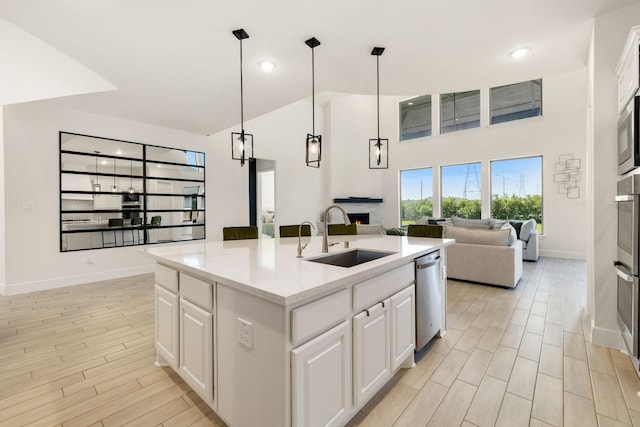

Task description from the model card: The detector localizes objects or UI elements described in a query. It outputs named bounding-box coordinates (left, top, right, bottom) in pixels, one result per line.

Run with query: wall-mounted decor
left=554, top=153, right=581, bottom=199
left=59, top=132, right=205, bottom=252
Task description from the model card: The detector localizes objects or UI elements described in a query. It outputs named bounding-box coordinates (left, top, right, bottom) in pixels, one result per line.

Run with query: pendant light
left=305, top=37, right=321, bottom=168
left=369, top=47, right=388, bottom=169
left=231, top=28, right=253, bottom=167
left=111, top=159, right=118, bottom=192
left=93, top=151, right=101, bottom=192
left=128, top=160, right=135, bottom=194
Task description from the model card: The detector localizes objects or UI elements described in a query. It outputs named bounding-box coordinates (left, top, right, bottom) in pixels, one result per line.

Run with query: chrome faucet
left=296, top=221, right=316, bottom=258
left=322, top=205, right=351, bottom=253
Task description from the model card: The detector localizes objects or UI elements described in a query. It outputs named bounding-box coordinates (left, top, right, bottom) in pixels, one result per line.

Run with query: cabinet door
left=390, top=286, right=415, bottom=371
left=94, top=194, right=120, bottom=209
left=618, top=49, right=638, bottom=113
left=291, top=320, right=351, bottom=427
left=155, top=285, right=179, bottom=368
left=180, top=298, right=213, bottom=402
left=353, top=301, right=390, bottom=407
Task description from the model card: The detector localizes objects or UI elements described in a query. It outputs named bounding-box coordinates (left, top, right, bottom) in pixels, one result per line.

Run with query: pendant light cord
left=376, top=54, right=380, bottom=141
left=240, top=38, right=244, bottom=134
left=312, top=46, right=315, bottom=136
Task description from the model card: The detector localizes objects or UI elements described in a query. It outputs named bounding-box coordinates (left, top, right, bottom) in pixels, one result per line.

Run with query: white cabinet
left=616, top=26, right=640, bottom=113
left=180, top=298, right=214, bottom=403
left=291, top=320, right=351, bottom=427
left=155, top=285, right=179, bottom=369
left=93, top=194, right=121, bottom=209
left=390, top=286, right=415, bottom=371
left=353, top=300, right=391, bottom=407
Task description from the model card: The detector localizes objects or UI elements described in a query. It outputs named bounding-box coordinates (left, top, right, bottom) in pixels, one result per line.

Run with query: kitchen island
left=145, top=234, right=453, bottom=427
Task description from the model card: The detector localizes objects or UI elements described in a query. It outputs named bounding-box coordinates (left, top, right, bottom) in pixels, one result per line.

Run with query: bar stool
left=407, top=224, right=443, bottom=238
left=279, top=224, right=312, bottom=237
left=102, top=218, right=123, bottom=247
left=222, top=226, right=258, bottom=241
left=128, top=217, right=143, bottom=245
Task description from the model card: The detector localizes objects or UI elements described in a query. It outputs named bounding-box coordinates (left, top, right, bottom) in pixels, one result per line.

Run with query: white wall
left=2, top=102, right=209, bottom=295
left=589, top=5, right=640, bottom=347
left=328, top=68, right=588, bottom=259
left=208, top=98, right=327, bottom=240
left=0, top=107, right=5, bottom=294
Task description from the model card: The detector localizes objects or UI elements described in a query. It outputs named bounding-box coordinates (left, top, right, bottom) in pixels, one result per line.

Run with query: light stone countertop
left=144, top=235, right=454, bottom=306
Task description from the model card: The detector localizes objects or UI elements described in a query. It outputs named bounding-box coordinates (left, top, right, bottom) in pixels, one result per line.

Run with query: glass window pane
left=60, top=133, right=143, bottom=159
left=440, top=90, right=480, bottom=134
left=490, top=79, right=542, bottom=124
left=491, top=156, right=543, bottom=231
left=146, top=146, right=203, bottom=166
left=400, top=168, right=433, bottom=225
left=441, top=162, right=482, bottom=218
left=399, top=95, right=432, bottom=141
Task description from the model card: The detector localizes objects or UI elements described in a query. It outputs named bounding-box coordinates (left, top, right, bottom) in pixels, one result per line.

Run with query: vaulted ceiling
left=1, top=0, right=638, bottom=135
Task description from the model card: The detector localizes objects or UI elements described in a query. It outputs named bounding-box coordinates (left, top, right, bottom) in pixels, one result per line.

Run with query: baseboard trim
left=591, top=319, right=622, bottom=349
left=1, top=265, right=155, bottom=296
left=539, top=249, right=586, bottom=260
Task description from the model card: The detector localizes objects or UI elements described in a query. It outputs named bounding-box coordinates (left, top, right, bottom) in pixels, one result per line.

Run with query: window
left=400, top=168, right=433, bottom=225
left=490, top=79, right=542, bottom=124
left=440, top=90, right=480, bottom=133
left=399, top=95, right=432, bottom=141
left=441, top=162, right=482, bottom=218
left=491, top=156, right=542, bottom=231
left=60, top=132, right=206, bottom=251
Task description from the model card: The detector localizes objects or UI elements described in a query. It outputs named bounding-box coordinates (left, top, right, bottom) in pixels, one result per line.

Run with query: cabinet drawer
left=353, top=263, right=414, bottom=312
left=180, top=272, right=213, bottom=311
left=291, top=289, right=350, bottom=346
left=156, top=264, right=179, bottom=293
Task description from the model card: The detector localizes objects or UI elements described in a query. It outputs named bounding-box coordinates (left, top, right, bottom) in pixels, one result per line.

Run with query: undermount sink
left=306, top=249, right=395, bottom=268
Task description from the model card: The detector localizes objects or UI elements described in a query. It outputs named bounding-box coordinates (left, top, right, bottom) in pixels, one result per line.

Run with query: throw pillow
left=264, top=213, right=274, bottom=223
left=490, top=219, right=508, bottom=229
left=385, top=227, right=406, bottom=236
left=445, top=225, right=511, bottom=246
left=501, top=222, right=518, bottom=246
left=414, top=216, right=430, bottom=225
left=520, top=219, right=537, bottom=241
left=451, top=216, right=492, bottom=229
left=509, top=221, right=523, bottom=239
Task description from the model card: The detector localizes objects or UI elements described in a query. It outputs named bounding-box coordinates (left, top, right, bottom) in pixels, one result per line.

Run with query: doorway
left=250, top=159, right=276, bottom=238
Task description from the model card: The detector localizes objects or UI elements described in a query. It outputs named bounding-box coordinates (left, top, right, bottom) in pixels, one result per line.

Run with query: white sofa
left=445, top=223, right=523, bottom=288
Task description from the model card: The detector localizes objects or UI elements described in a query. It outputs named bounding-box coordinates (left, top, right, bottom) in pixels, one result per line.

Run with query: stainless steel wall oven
left=615, top=174, right=640, bottom=361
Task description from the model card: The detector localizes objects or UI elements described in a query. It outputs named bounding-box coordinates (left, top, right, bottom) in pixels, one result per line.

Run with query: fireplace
left=347, top=213, right=370, bottom=225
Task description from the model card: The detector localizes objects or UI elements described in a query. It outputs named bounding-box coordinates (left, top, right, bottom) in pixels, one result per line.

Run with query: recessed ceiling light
left=509, top=47, right=531, bottom=59
left=259, top=61, right=276, bottom=72
left=408, top=102, right=414, bottom=106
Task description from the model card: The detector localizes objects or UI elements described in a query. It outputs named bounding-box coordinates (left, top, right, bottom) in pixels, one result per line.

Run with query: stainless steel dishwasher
left=415, top=250, right=442, bottom=352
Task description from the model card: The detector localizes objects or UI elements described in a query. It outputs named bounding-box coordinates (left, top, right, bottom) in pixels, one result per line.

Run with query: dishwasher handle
left=416, top=256, right=441, bottom=269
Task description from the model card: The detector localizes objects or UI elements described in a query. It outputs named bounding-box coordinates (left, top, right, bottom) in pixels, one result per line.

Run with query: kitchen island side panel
left=217, top=284, right=287, bottom=427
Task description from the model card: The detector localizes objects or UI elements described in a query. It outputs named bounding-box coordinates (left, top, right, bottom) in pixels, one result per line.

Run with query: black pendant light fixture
left=305, top=37, right=321, bottom=168
left=93, top=151, right=101, bottom=192
left=231, top=28, right=253, bottom=167
left=369, top=47, right=388, bottom=169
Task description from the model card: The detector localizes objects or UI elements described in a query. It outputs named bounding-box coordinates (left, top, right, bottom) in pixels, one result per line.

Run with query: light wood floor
left=0, top=257, right=638, bottom=426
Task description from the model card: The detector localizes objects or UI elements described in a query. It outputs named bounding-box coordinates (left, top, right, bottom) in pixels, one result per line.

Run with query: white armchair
left=510, top=219, right=539, bottom=261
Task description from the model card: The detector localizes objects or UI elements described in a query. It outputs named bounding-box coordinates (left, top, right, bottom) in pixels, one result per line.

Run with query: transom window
left=440, top=90, right=480, bottom=134
left=399, top=95, right=432, bottom=141
left=490, top=79, right=542, bottom=124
